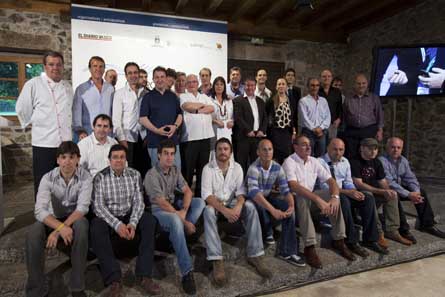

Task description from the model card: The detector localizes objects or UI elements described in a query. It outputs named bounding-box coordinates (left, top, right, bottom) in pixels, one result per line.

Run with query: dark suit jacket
left=233, top=95, right=268, bottom=139
left=287, top=86, right=301, bottom=128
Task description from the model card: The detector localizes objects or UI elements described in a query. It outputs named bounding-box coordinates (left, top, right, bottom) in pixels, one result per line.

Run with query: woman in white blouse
left=210, top=76, right=234, bottom=145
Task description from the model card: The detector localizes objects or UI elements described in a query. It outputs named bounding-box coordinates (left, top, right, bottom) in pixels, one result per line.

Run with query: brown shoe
left=212, top=260, right=226, bottom=286
left=247, top=256, right=272, bottom=279
left=304, top=245, right=322, bottom=269
left=385, top=231, right=412, bottom=246
left=377, top=233, right=389, bottom=249
left=108, top=281, right=123, bottom=297
left=332, top=239, right=356, bottom=261
left=140, top=277, right=161, bottom=295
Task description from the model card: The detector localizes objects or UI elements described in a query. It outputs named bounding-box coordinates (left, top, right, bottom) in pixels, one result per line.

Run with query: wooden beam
left=0, top=0, right=69, bottom=14
left=175, top=0, right=188, bottom=13
left=141, top=0, right=152, bottom=11
left=255, top=0, right=293, bottom=24
left=230, top=0, right=256, bottom=22
left=205, top=0, right=224, bottom=15
left=228, top=20, right=347, bottom=43
left=300, top=0, right=357, bottom=27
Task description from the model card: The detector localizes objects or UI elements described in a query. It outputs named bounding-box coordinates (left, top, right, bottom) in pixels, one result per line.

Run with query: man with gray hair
left=379, top=137, right=445, bottom=239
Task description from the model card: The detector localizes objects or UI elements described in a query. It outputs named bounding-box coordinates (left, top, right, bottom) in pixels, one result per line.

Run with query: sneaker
left=181, top=271, right=197, bottom=295
left=247, top=256, right=272, bottom=279
left=278, top=254, right=306, bottom=267
left=265, top=235, right=275, bottom=245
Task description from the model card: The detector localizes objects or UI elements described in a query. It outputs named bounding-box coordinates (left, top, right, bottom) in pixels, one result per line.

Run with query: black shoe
left=348, top=243, right=369, bottom=258
left=362, top=242, right=389, bottom=255
left=400, top=231, right=417, bottom=244
left=72, top=291, right=87, bottom=297
left=182, top=271, right=197, bottom=295
left=421, top=225, right=445, bottom=239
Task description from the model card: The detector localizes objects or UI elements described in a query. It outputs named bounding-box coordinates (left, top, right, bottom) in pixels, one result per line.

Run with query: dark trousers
left=340, top=193, right=379, bottom=244
left=269, top=127, right=292, bottom=164
left=90, top=212, right=156, bottom=286
left=301, top=128, right=328, bottom=158
left=235, top=137, right=260, bottom=174
left=128, top=136, right=151, bottom=177
left=183, top=138, right=211, bottom=197
left=399, top=188, right=435, bottom=233
left=342, top=124, right=378, bottom=160
left=32, top=146, right=58, bottom=198
left=26, top=218, right=89, bottom=297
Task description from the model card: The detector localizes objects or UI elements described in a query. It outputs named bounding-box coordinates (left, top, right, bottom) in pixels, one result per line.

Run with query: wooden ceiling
left=7, top=0, right=422, bottom=43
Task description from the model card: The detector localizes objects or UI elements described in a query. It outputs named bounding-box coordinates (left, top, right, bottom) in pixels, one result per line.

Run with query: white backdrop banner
left=71, top=4, right=227, bottom=90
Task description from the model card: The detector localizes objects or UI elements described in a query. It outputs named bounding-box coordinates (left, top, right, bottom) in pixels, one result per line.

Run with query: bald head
left=327, top=138, right=345, bottom=162
left=354, top=73, right=368, bottom=96
left=320, top=69, right=333, bottom=87
left=257, top=139, right=273, bottom=163
left=386, top=137, right=404, bottom=160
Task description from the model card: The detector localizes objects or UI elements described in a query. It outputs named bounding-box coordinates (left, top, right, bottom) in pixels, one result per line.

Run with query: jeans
left=152, top=197, right=205, bottom=276
left=301, top=128, right=328, bottom=157
left=203, top=200, right=264, bottom=260
left=26, top=218, right=89, bottom=297
left=148, top=145, right=181, bottom=170
left=253, top=195, right=298, bottom=257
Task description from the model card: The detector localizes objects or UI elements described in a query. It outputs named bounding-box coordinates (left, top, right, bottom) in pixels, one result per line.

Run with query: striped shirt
left=246, top=158, right=290, bottom=199
left=93, top=166, right=144, bottom=231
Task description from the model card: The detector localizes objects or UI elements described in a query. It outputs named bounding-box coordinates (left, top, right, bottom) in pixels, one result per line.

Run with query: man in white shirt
left=298, top=77, right=331, bottom=157
left=254, top=69, right=272, bottom=102
left=201, top=138, right=271, bottom=286
left=180, top=74, right=215, bottom=197
left=16, top=51, right=74, bottom=197
left=283, top=135, right=353, bottom=269
left=77, top=114, right=117, bottom=177
left=112, top=62, right=144, bottom=168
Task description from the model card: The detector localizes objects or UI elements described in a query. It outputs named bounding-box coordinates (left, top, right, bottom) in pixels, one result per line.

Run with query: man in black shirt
left=350, top=138, right=413, bottom=247
left=319, top=69, right=343, bottom=139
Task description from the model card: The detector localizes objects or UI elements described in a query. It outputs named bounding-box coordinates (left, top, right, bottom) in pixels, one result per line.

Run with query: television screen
left=371, top=45, right=445, bottom=97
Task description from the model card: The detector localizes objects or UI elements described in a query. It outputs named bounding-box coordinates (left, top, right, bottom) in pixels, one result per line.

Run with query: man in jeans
left=247, top=139, right=305, bottom=267
left=91, top=144, right=160, bottom=297
left=201, top=138, right=271, bottom=286
left=26, top=141, right=91, bottom=297
left=144, top=139, right=205, bottom=295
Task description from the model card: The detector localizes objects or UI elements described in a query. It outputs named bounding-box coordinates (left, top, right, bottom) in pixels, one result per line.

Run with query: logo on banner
left=78, top=33, right=112, bottom=41
left=216, top=43, right=222, bottom=50
left=155, top=36, right=160, bottom=44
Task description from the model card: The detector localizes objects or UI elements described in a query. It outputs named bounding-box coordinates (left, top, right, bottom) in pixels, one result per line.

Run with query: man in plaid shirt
left=90, top=144, right=160, bottom=297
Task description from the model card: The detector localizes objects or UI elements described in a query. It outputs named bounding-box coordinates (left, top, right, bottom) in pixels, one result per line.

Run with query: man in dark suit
left=284, top=68, right=302, bottom=127
left=233, top=77, right=268, bottom=173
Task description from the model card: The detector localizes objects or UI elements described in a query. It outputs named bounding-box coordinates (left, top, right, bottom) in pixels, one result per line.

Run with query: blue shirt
left=246, top=158, right=290, bottom=199
left=73, top=79, right=114, bottom=135
left=318, top=153, right=355, bottom=190
left=139, top=88, right=182, bottom=147
left=378, top=154, right=420, bottom=197
left=298, top=94, right=331, bottom=130
left=226, top=83, right=244, bottom=100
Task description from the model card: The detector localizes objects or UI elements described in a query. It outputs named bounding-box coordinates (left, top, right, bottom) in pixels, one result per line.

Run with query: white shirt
left=245, top=93, right=260, bottom=131
left=211, top=97, right=233, bottom=140
left=77, top=133, right=118, bottom=177
left=180, top=92, right=215, bottom=142
left=260, top=161, right=272, bottom=181
left=282, top=152, right=331, bottom=192
left=112, top=83, right=144, bottom=142
left=298, top=94, right=331, bottom=130
left=201, top=160, right=246, bottom=206
left=16, top=73, right=73, bottom=147
left=255, top=86, right=272, bottom=102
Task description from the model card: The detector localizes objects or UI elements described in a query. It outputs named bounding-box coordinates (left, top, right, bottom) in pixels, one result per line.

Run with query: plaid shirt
left=93, top=166, right=144, bottom=231
left=246, top=158, right=290, bottom=199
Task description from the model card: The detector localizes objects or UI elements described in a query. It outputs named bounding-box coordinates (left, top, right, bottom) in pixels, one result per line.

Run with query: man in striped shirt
left=90, top=144, right=160, bottom=296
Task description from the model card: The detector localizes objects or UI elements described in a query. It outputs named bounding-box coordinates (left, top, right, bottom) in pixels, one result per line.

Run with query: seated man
left=77, top=114, right=117, bottom=177
left=26, top=141, right=92, bottom=297
left=202, top=138, right=271, bottom=286
left=283, top=135, right=354, bottom=269
left=90, top=144, right=160, bottom=297
left=319, top=138, right=387, bottom=256
left=247, top=139, right=305, bottom=267
left=350, top=138, right=413, bottom=246
left=144, top=139, right=205, bottom=295
left=379, top=137, right=445, bottom=238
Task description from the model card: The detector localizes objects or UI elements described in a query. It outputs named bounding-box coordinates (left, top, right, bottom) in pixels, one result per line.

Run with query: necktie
left=328, top=161, right=336, bottom=180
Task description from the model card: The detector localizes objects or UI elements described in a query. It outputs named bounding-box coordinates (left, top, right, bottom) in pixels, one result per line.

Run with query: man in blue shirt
left=139, top=66, right=183, bottom=169
left=319, top=139, right=387, bottom=256
left=379, top=137, right=445, bottom=238
left=73, top=56, right=114, bottom=138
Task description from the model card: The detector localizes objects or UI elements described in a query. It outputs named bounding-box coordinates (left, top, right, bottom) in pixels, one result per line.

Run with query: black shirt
left=350, top=156, right=385, bottom=188
left=319, top=86, right=342, bottom=123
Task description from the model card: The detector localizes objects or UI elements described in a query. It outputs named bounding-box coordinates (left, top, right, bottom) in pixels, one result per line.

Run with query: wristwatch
left=331, top=194, right=340, bottom=199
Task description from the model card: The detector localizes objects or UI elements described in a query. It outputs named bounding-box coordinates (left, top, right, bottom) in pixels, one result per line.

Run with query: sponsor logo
left=216, top=43, right=222, bottom=49
left=155, top=35, right=160, bottom=44
left=78, top=33, right=112, bottom=41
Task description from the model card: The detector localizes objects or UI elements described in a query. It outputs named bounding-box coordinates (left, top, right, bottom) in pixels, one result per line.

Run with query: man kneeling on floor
left=26, top=141, right=92, bottom=297
left=247, top=139, right=306, bottom=268
left=144, top=139, right=205, bottom=295
left=90, top=144, right=160, bottom=297
left=201, top=138, right=272, bottom=286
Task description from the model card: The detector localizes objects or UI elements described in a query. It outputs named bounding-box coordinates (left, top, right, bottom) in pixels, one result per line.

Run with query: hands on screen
left=389, top=70, right=408, bottom=85
left=418, top=67, right=445, bottom=88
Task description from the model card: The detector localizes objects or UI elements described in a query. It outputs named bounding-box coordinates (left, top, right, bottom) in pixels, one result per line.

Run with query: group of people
left=16, top=51, right=445, bottom=297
